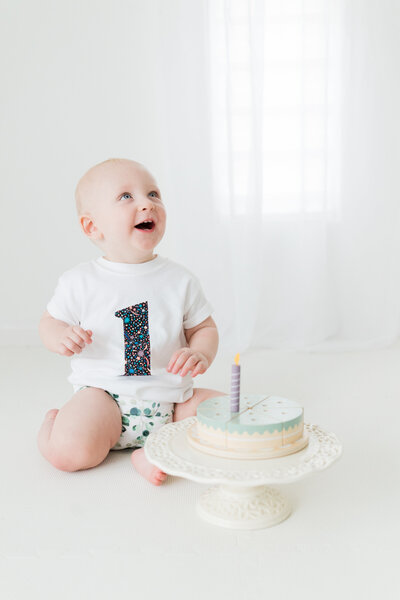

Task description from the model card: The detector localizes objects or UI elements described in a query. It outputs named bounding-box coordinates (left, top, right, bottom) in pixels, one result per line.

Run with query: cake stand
left=144, top=417, right=342, bottom=530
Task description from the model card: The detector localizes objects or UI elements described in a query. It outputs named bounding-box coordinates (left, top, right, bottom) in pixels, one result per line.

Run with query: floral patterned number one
left=115, top=302, right=151, bottom=376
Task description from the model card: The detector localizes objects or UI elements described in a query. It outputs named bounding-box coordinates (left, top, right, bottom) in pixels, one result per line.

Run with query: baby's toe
left=152, top=468, right=167, bottom=485
left=46, top=409, right=59, bottom=421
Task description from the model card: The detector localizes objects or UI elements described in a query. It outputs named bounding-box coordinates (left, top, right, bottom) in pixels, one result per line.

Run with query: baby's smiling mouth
left=134, top=219, right=155, bottom=231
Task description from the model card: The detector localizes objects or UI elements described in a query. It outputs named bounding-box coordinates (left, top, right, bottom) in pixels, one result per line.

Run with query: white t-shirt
left=46, top=254, right=213, bottom=403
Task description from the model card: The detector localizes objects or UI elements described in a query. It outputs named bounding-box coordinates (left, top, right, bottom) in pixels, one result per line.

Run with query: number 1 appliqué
left=115, top=302, right=151, bottom=376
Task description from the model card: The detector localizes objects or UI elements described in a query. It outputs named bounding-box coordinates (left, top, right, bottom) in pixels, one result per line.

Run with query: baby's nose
left=138, top=197, right=154, bottom=209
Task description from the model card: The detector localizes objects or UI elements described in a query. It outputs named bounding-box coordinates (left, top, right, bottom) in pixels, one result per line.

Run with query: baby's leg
left=173, top=387, right=225, bottom=422
left=37, top=387, right=122, bottom=472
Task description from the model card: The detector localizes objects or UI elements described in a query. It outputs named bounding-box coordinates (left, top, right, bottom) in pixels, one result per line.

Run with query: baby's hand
left=58, top=325, right=93, bottom=357
left=167, top=348, right=209, bottom=378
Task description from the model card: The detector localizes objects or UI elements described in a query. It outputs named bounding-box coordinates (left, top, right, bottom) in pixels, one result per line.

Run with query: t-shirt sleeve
left=183, top=274, right=213, bottom=329
left=46, top=272, right=81, bottom=326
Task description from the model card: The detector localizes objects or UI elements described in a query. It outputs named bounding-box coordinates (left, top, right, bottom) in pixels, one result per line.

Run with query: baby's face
left=80, top=160, right=166, bottom=263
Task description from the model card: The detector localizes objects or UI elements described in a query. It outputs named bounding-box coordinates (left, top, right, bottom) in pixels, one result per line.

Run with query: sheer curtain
left=156, top=0, right=400, bottom=353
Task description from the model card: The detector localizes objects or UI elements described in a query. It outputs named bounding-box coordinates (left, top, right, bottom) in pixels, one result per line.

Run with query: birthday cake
left=186, top=395, right=309, bottom=459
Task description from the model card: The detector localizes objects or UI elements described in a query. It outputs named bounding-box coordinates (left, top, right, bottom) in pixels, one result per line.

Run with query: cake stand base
left=144, top=419, right=342, bottom=530
left=197, top=484, right=291, bottom=530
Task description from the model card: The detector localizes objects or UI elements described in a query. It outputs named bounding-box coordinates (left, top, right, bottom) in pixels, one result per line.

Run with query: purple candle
left=230, top=353, right=240, bottom=413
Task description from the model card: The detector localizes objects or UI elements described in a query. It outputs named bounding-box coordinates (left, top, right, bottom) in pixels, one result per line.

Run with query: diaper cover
left=74, top=385, right=175, bottom=450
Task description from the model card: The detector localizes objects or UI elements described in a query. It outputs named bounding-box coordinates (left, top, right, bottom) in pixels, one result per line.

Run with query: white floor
left=1, top=343, right=399, bottom=599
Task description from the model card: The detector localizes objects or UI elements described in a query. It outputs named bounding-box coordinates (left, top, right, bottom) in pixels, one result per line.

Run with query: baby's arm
left=167, top=316, right=219, bottom=377
left=39, top=310, right=92, bottom=356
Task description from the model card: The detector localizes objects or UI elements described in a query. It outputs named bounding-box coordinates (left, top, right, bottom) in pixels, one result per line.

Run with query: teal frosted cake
left=187, top=395, right=309, bottom=459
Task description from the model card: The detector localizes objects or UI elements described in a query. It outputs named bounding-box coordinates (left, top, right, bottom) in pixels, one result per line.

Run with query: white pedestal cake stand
left=144, top=417, right=342, bottom=530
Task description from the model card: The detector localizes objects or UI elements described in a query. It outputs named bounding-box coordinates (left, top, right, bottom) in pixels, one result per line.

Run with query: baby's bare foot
left=46, top=408, right=59, bottom=421
left=131, top=447, right=167, bottom=486
left=37, top=409, right=60, bottom=458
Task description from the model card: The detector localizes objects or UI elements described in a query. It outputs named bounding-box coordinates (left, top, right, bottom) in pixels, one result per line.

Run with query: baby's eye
left=149, top=191, right=159, bottom=198
left=120, top=193, right=132, bottom=201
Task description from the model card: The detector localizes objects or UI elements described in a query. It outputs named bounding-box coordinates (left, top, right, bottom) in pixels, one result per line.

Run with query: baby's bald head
left=75, top=157, right=166, bottom=261
left=75, top=158, right=151, bottom=216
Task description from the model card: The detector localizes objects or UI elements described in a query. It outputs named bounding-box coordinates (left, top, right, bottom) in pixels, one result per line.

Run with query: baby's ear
left=80, top=215, right=102, bottom=239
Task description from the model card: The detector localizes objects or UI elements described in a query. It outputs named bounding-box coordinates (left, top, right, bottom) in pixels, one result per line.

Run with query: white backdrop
left=1, top=0, right=400, bottom=353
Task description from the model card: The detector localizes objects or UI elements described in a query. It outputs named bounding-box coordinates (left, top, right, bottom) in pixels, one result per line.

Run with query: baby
left=38, top=158, right=224, bottom=485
